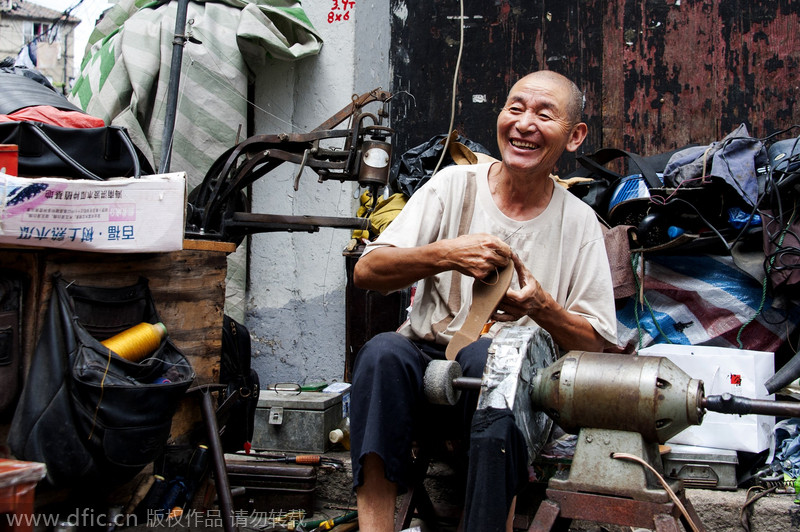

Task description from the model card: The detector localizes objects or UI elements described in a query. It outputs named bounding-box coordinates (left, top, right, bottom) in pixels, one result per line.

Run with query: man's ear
left=565, top=122, right=588, bottom=153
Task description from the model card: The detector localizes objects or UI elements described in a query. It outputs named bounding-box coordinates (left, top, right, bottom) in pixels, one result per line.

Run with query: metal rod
left=452, top=376, right=481, bottom=390
left=159, top=0, right=190, bottom=174
left=703, top=393, right=800, bottom=417
left=199, top=388, right=237, bottom=532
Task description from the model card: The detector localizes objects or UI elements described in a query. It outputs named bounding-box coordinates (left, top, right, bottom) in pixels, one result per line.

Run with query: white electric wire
left=431, top=0, right=465, bottom=177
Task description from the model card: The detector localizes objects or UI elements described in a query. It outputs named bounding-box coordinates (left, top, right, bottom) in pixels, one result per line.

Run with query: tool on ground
left=298, top=510, right=358, bottom=532
left=232, top=451, right=345, bottom=469
left=185, top=89, right=394, bottom=244
left=188, top=383, right=238, bottom=532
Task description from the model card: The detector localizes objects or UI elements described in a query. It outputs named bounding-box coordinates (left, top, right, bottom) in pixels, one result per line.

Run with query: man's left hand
left=492, top=252, right=547, bottom=322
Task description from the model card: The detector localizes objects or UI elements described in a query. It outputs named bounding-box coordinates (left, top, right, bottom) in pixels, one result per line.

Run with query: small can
left=0, top=144, right=18, bottom=176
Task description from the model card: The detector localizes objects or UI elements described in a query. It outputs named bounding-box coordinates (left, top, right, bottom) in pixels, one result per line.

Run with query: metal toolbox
left=225, top=458, right=316, bottom=516
left=252, top=391, right=344, bottom=453
left=662, top=444, right=739, bottom=490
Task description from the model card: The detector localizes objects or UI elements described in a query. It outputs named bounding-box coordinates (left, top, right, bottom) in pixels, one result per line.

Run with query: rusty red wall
left=390, top=0, right=799, bottom=174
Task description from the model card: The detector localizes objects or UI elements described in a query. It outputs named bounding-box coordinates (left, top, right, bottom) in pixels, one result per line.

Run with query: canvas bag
left=9, top=274, right=194, bottom=487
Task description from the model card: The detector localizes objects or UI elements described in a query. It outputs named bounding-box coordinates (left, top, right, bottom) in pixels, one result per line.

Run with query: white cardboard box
left=0, top=172, right=186, bottom=253
left=639, top=344, right=774, bottom=453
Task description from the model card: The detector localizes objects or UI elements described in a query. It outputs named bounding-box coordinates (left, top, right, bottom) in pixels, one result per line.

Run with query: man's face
left=496, top=74, right=583, bottom=176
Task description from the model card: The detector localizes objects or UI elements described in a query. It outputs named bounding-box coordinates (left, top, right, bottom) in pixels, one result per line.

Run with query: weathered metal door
left=390, top=0, right=799, bottom=174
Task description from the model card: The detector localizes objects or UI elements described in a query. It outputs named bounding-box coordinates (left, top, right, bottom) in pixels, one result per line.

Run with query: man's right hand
left=442, top=233, right=512, bottom=281
left=354, top=233, right=512, bottom=293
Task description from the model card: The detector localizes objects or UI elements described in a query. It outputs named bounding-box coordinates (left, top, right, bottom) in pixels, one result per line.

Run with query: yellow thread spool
left=101, top=322, right=166, bottom=362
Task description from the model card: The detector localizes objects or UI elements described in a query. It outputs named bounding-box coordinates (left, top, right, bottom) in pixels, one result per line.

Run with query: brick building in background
left=0, top=0, right=79, bottom=93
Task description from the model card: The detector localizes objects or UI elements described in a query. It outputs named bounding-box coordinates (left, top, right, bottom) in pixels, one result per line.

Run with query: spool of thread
left=137, top=474, right=168, bottom=517
left=101, top=322, right=167, bottom=362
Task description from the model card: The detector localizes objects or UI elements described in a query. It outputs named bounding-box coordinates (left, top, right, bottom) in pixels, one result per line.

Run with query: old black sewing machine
left=182, top=89, right=393, bottom=532
left=185, top=88, right=394, bottom=243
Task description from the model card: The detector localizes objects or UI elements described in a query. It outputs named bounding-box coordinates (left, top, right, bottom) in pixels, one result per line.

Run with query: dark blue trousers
left=349, top=331, right=528, bottom=531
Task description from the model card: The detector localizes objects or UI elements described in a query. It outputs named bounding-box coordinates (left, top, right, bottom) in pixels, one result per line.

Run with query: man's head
left=496, top=71, right=588, bottom=177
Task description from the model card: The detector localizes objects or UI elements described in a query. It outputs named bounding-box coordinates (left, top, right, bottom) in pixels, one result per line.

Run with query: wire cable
left=611, top=452, right=701, bottom=532
left=431, top=0, right=465, bottom=177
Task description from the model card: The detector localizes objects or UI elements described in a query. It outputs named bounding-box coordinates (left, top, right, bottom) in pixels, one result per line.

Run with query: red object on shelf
left=0, top=459, right=46, bottom=532
left=0, top=145, right=17, bottom=176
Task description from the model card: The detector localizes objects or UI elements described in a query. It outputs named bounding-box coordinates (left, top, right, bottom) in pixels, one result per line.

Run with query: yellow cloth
left=351, top=191, right=408, bottom=241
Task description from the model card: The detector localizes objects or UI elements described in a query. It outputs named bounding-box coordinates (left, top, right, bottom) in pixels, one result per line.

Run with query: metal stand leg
left=198, top=386, right=238, bottom=532
left=526, top=489, right=706, bottom=532
left=527, top=500, right=571, bottom=532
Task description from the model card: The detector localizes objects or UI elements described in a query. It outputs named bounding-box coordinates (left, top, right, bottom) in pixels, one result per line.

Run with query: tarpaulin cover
left=69, top=0, right=323, bottom=187
left=616, top=254, right=800, bottom=353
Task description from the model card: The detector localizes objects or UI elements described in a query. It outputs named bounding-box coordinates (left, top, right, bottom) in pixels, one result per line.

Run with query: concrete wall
left=247, top=1, right=391, bottom=388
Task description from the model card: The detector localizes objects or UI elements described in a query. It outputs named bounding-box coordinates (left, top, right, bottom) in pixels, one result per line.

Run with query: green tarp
left=69, top=0, right=322, bottom=186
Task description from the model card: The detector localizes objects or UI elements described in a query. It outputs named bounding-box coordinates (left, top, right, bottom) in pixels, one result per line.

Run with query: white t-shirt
left=363, top=162, right=617, bottom=347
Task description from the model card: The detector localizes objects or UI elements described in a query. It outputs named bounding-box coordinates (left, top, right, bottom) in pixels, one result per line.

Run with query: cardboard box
left=252, top=391, right=345, bottom=453
left=0, top=172, right=185, bottom=252
left=639, top=344, right=774, bottom=453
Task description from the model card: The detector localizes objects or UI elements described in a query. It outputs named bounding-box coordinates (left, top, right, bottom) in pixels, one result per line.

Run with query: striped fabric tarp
left=616, top=253, right=800, bottom=354
left=69, top=0, right=323, bottom=188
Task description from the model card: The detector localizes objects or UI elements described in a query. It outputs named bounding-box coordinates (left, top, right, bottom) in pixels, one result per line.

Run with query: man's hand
left=354, top=233, right=512, bottom=293
left=492, top=252, right=605, bottom=352
left=492, top=252, right=546, bottom=321
left=443, top=233, right=512, bottom=281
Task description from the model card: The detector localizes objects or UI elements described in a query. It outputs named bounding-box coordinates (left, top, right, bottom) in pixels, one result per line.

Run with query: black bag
left=8, top=274, right=194, bottom=488
left=0, top=121, right=153, bottom=180
left=565, top=147, right=673, bottom=217
left=218, top=315, right=260, bottom=453
left=0, top=271, right=24, bottom=420
left=389, top=133, right=494, bottom=197
left=0, top=70, right=154, bottom=180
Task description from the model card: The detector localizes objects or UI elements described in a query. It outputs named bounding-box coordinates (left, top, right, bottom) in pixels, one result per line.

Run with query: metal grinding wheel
left=421, top=325, right=559, bottom=464
left=424, top=359, right=464, bottom=406
left=479, top=325, right=558, bottom=463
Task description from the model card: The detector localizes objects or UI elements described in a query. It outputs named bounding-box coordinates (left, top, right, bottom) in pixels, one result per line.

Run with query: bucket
left=0, top=145, right=18, bottom=176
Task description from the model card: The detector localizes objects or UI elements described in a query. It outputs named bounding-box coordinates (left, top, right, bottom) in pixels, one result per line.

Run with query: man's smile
left=510, top=139, right=540, bottom=150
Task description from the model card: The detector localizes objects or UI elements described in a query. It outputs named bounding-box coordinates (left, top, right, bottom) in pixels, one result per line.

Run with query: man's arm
left=493, top=253, right=606, bottom=352
left=354, top=233, right=513, bottom=293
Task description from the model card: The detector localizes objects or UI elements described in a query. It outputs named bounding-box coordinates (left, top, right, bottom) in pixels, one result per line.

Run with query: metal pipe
left=452, top=376, right=481, bottom=390
left=199, top=388, right=237, bottom=532
left=703, top=393, right=800, bottom=417
left=159, top=0, right=190, bottom=174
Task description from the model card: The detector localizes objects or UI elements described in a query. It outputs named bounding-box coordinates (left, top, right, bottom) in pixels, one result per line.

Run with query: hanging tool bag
left=8, top=274, right=194, bottom=488
left=0, top=69, right=153, bottom=180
